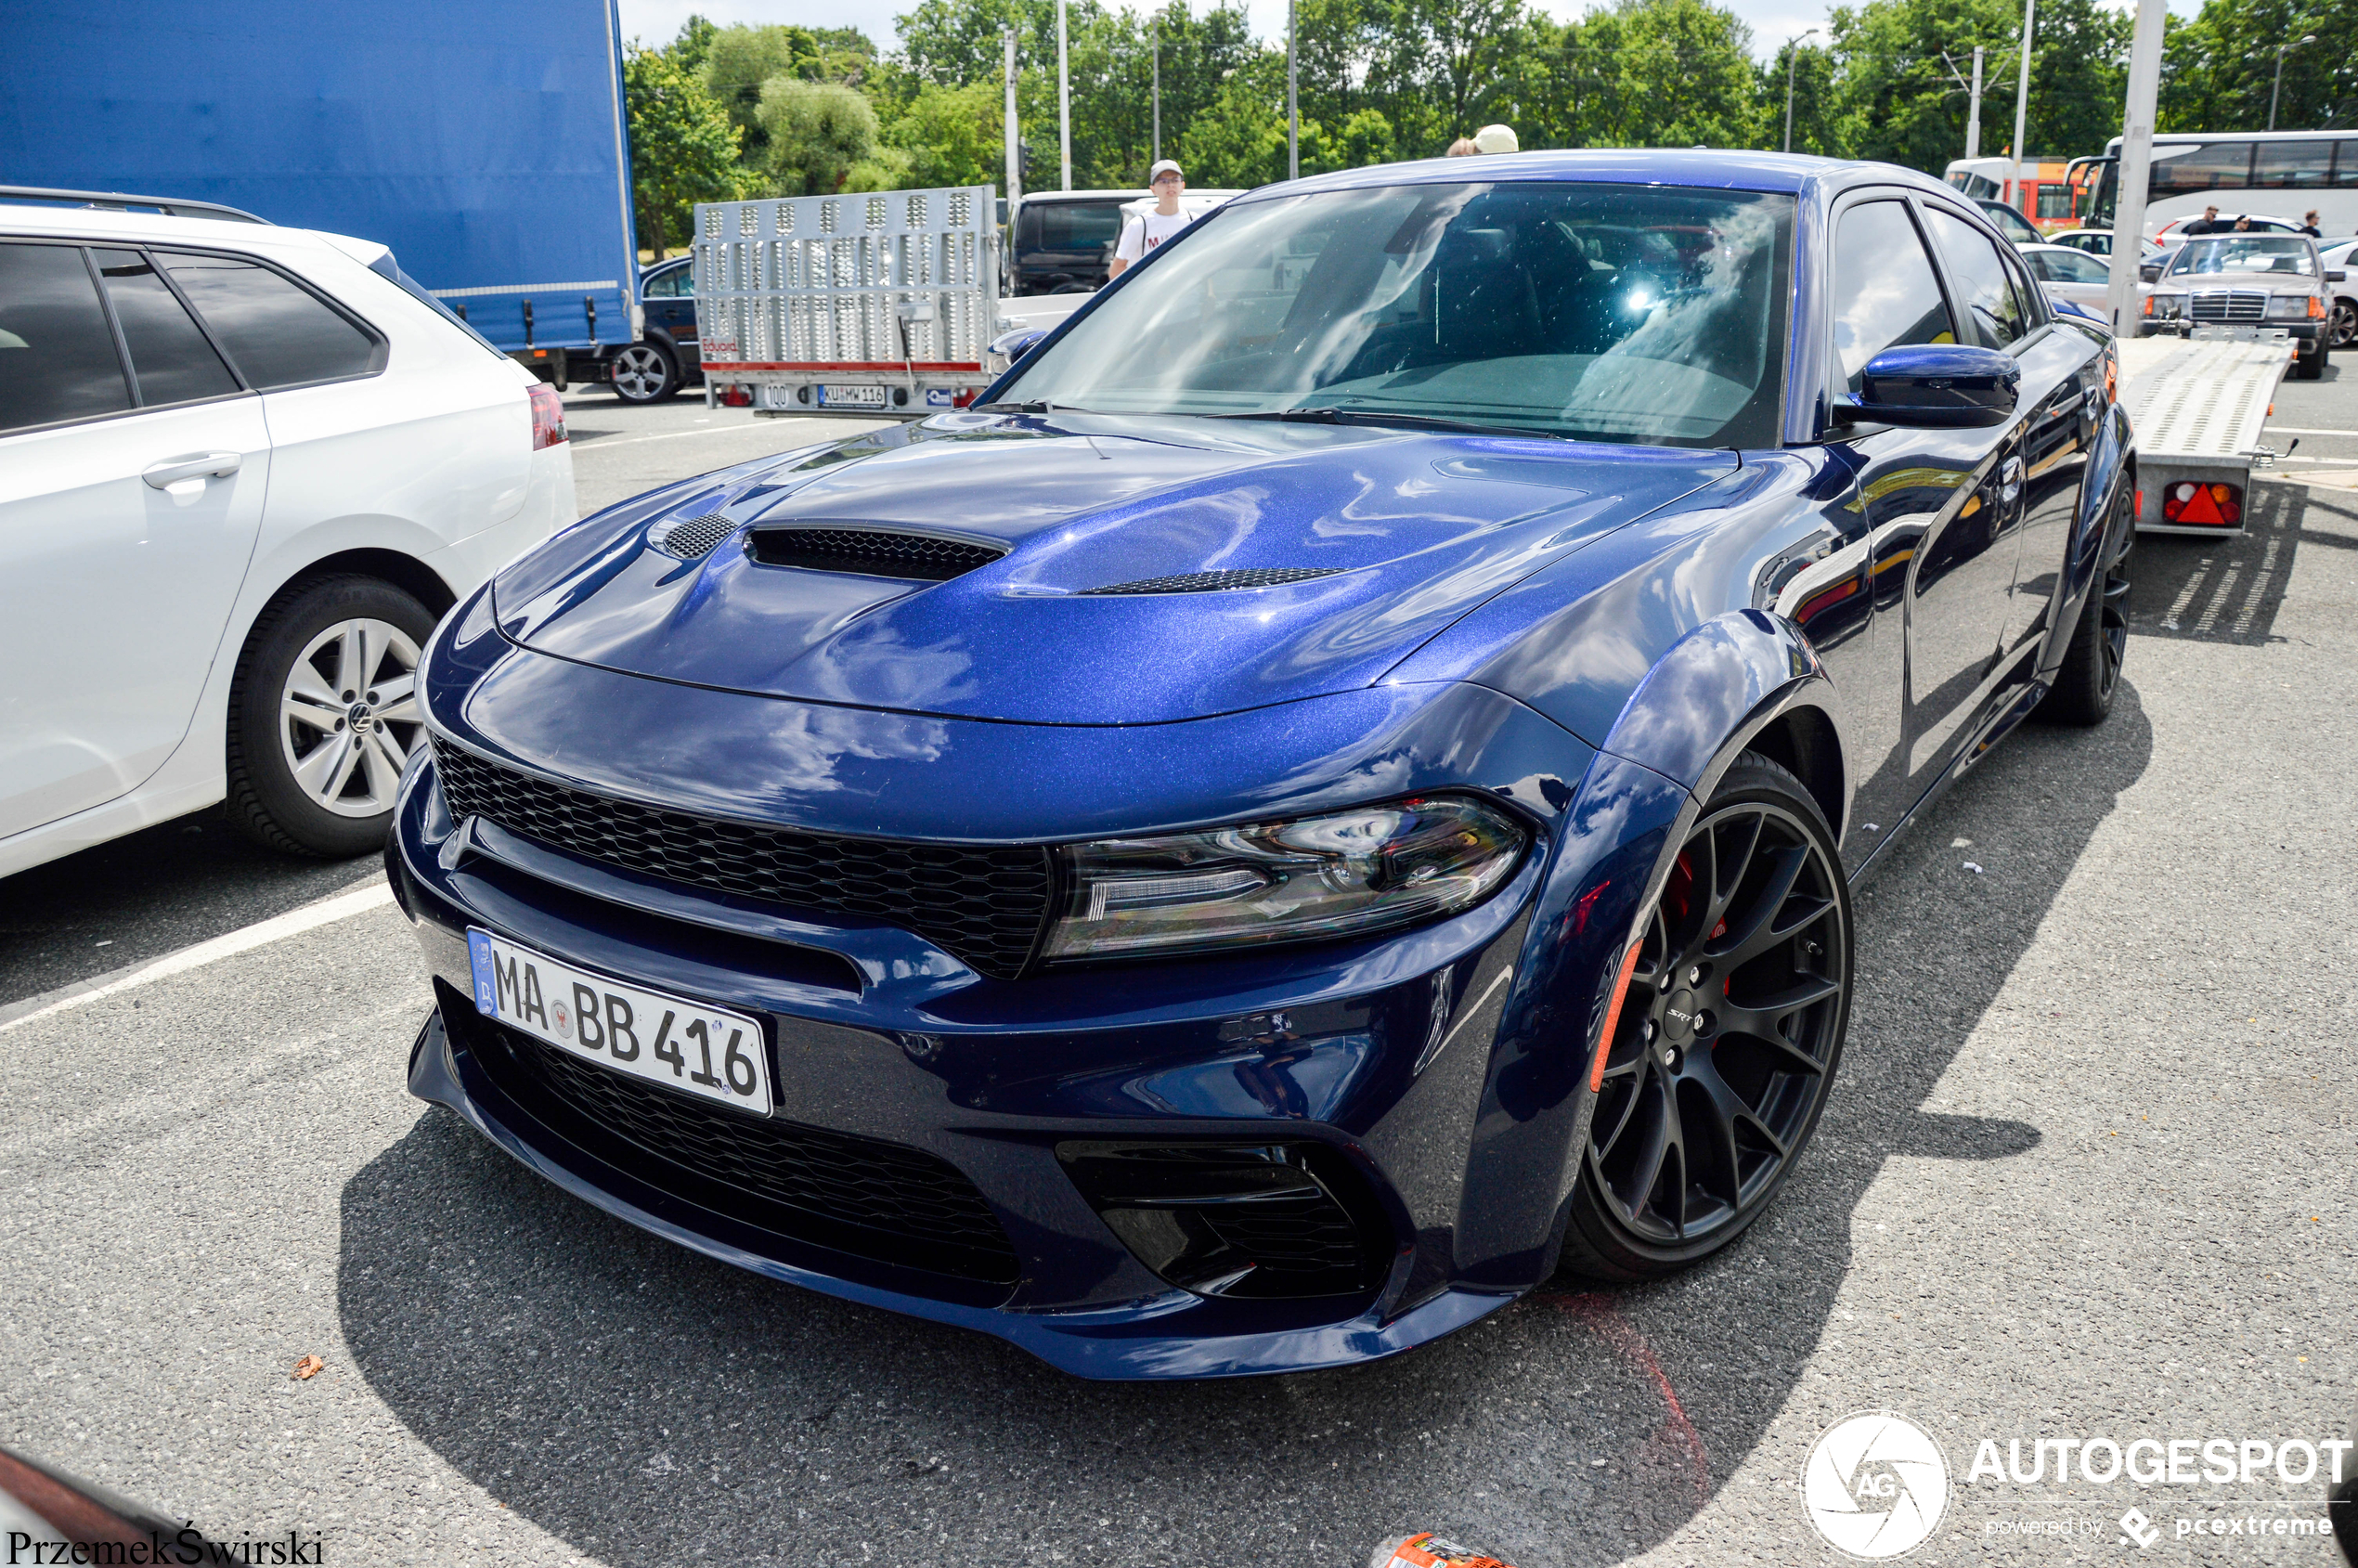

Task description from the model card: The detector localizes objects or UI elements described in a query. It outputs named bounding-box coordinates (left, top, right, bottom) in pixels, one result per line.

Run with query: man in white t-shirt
left=1109, top=160, right=1191, bottom=279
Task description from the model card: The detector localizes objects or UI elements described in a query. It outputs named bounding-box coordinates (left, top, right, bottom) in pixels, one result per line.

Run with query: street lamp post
left=1152, top=15, right=1160, bottom=165
left=2007, top=0, right=2035, bottom=211
left=1287, top=0, right=1299, bottom=181
left=1783, top=28, right=1819, bottom=153
left=1056, top=0, right=1070, bottom=191
left=1965, top=45, right=1984, bottom=161
left=2270, top=35, right=2316, bottom=131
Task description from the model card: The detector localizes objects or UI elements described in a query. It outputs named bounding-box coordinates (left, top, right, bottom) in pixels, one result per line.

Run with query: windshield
left=997, top=181, right=1794, bottom=448
left=1020, top=201, right=1126, bottom=253
left=2166, top=237, right=2317, bottom=278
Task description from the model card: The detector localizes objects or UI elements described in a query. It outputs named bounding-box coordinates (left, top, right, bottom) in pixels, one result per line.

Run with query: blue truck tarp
left=0, top=0, right=640, bottom=357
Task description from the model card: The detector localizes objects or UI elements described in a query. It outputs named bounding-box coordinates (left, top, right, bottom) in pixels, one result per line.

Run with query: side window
left=642, top=268, right=677, bottom=299
left=1924, top=209, right=2030, bottom=348
left=673, top=266, right=694, bottom=299
left=1832, top=201, right=1956, bottom=391
left=156, top=251, right=382, bottom=390
left=0, top=243, right=134, bottom=434
left=2021, top=253, right=2052, bottom=281
left=92, top=249, right=240, bottom=408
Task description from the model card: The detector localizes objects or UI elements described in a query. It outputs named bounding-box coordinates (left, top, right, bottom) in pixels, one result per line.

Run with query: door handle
left=142, top=452, right=242, bottom=489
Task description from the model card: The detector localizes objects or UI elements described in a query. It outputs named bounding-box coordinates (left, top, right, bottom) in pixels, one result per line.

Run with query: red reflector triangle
left=2178, top=486, right=2225, bottom=524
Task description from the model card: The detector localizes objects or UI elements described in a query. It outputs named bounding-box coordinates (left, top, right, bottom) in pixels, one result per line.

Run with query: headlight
left=2266, top=294, right=2310, bottom=319
left=2147, top=292, right=2186, bottom=318
left=1043, top=795, right=1528, bottom=962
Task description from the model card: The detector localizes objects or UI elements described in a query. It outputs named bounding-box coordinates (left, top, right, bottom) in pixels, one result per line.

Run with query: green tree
left=2161, top=0, right=2356, bottom=133
left=1759, top=37, right=1846, bottom=156
left=758, top=79, right=884, bottom=195
left=623, top=44, right=749, bottom=257
left=886, top=80, right=1007, bottom=188
left=704, top=23, right=881, bottom=168
left=1518, top=0, right=1761, bottom=150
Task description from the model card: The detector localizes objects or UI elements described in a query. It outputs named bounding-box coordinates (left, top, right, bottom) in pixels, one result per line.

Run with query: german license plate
left=465, top=928, right=771, bottom=1114
left=818, top=382, right=887, bottom=408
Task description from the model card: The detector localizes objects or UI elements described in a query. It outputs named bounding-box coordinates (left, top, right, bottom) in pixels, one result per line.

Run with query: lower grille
left=464, top=1003, right=1020, bottom=1285
left=432, top=742, right=1055, bottom=979
left=1057, top=1142, right=1391, bottom=1299
left=2189, top=289, right=2268, bottom=323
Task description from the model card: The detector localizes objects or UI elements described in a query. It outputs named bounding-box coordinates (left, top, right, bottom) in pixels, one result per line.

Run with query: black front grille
left=434, top=743, right=1056, bottom=979
left=1081, top=567, right=1344, bottom=595
left=2189, top=289, right=2269, bottom=322
left=467, top=1010, right=1020, bottom=1285
left=746, top=526, right=1005, bottom=581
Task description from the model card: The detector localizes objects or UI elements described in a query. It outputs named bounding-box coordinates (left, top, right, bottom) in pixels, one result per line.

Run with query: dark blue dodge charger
left=391, top=151, right=2134, bottom=1379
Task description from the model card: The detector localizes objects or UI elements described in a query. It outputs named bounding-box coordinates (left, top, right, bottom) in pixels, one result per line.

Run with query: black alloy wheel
left=1557, top=754, right=1852, bottom=1282
left=2331, top=299, right=2357, bottom=351
left=2036, top=486, right=2133, bottom=726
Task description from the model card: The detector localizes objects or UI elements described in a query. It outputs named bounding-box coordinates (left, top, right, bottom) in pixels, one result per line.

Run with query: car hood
left=493, top=412, right=1734, bottom=725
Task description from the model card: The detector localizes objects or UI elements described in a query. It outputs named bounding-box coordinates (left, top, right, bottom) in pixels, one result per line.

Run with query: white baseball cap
left=1471, top=124, right=1520, bottom=154
left=1148, top=160, right=1184, bottom=181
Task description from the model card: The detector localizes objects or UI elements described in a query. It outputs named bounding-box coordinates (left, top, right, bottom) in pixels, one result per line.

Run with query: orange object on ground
left=1370, top=1533, right=1520, bottom=1568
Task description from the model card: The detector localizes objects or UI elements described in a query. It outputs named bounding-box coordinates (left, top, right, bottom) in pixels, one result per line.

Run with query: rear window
left=0, top=242, right=132, bottom=433
left=93, top=248, right=240, bottom=407
left=1021, top=201, right=1125, bottom=253
left=158, top=251, right=385, bottom=389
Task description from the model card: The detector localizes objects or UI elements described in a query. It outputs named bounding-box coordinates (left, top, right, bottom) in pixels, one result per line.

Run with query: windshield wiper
left=1211, top=406, right=1568, bottom=440
left=971, top=399, right=1082, bottom=414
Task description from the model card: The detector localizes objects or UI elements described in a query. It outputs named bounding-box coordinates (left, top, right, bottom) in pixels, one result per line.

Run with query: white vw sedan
left=0, top=192, right=574, bottom=875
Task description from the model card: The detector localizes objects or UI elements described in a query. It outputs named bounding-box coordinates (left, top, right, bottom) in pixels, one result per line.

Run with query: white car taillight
left=528, top=382, right=567, bottom=450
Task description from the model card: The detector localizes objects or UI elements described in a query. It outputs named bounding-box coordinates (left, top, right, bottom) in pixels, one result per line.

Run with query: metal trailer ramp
left=693, top=187, right=1002, bottom=419
left=2118, top=330, right=2293, bottom=535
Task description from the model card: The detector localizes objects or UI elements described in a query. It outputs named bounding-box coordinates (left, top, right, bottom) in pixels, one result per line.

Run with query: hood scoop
left=746, top=525, right=1007, bottom=582
left=647, top=512, right=739, bottom=561
left=1080, top=566, right=1345, bottom=596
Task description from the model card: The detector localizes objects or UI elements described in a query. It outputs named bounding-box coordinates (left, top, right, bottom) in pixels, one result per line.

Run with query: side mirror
left=1833, top=343, right=2020, bottom=430
left=2329, top=269, right=2348, bottom=282
left=2139, top=263, right=2163, bottom=282
left=986, top=326, right=1051, bottom=372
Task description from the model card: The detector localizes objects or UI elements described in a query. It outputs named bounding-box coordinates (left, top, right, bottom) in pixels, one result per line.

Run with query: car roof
left=0, top=198, right=354, bottom=255
left=1251, top=148, right=1956, bottom=203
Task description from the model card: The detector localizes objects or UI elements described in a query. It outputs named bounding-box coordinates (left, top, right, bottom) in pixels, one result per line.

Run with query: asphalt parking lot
left=2, top=375, right=2352, bottom=1566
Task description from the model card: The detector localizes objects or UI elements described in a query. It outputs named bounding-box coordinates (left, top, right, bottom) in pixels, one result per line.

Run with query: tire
left=1555, top=752, right=1854, bottom=1283
left=2034, top=486, right=2132, bottom=727
left=225, top=575, right=435, bottom=859
left=609, top=342, right=679, bottom=403
left=2330, top=299, right=2356, bottom=351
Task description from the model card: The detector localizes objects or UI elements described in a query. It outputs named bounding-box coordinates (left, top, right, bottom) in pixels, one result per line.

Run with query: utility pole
left=2105, top=0, right=2164, bottom=334
left=1782, top=28, right=1818, bottom=153
left=1056, top=0, right=1071, bottom=191
left=1004, top=30, right=1019, bottom=208
left=2007, top=0, right=2035, bottom=210
left=1965, top=45, right=1984, bottom=161
left=2270, top=35, right=2316, bottom=130
left=1152, top=15, right=1160, bottom=165
left=1287, top=0, right=1299, bottom=180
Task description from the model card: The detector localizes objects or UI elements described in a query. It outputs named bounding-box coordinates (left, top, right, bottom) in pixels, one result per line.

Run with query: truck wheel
left=611, top=342, right=679, bottom=403
left=225, top=575, right=435, bottom=859
left=2035, top=489, right=2132, bottom=727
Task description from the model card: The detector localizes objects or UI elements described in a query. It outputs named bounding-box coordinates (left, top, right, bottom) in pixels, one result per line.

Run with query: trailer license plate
left=465, top=928, right=771, bottom=1115
left=819, top=382, right=887, bottom=408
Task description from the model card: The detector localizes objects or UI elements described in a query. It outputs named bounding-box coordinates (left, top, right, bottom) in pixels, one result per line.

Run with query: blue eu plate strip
left=467, top=929, right=499, bottom=1017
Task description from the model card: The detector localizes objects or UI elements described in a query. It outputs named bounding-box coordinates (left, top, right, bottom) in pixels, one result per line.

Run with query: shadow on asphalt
left=0, top=807, right=380, bottom=1007
left=2130, top=479, right=2322, bottom=647
left=335, top=690, right=2154, bottom=1568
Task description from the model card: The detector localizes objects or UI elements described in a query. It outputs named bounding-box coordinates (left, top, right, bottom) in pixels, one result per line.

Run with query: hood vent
left=1081, top=566, right=1343, bottom=596
left=647, top=512, right=740, bottom=561
left=747, top=526, right=1007, bottom=582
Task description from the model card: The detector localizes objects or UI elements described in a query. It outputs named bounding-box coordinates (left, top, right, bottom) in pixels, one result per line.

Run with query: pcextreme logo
left=1803, top=1411, right=1951, bottom=1559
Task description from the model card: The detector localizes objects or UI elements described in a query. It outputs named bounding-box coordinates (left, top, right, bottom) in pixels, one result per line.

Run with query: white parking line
left=2263, top=425, right=2358, bottom=436
left=0, top=882, right=395, bottom=1033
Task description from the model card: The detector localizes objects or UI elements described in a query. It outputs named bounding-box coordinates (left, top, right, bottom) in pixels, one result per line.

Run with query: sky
left=614, top=0, right=2185, bottom=69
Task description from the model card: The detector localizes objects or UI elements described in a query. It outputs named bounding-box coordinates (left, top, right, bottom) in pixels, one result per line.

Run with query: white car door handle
left=142, top=452, right=242, bottom=489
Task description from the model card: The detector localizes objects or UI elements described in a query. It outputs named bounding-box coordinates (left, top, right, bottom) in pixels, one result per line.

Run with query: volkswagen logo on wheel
left=1801, top=1410, right=1949, bottom=1559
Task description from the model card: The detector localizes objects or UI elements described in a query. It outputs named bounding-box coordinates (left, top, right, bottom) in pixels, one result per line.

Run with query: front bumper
left=390, top=610, right=1686, bottom=1377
